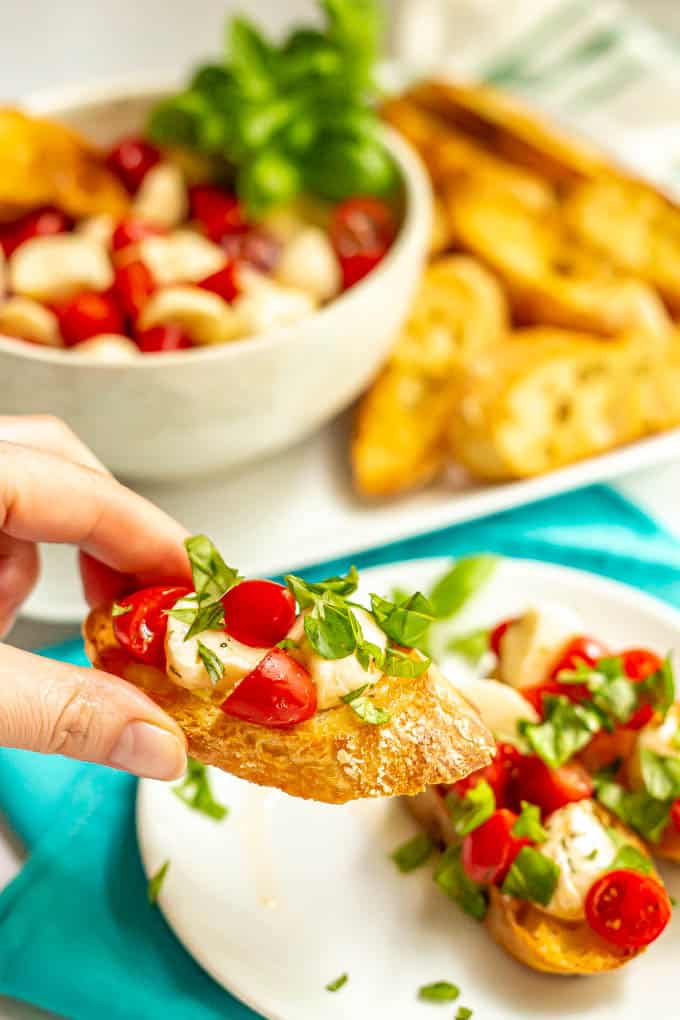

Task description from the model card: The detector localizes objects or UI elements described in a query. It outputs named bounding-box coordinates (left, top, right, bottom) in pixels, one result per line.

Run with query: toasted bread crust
left=84, top=604, right=494, bottom=804
left=406, top=788, right=655, bottom=973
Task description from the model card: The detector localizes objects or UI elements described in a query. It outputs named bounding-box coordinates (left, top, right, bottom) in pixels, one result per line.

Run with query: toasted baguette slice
left=0, top=109, right=130, bottom=221
left=446, top=182, right=671, bottom=337
left=84, top=604, right=494, bottom=804
left=407, top=787, right=656, bottom=974
left=564, top=177, right=680, bottom=314
left=448, top=328, right=680, bottom=480
left=352, top=255, right=508, bottom=497
left=408, top=80, right=610, bottom=187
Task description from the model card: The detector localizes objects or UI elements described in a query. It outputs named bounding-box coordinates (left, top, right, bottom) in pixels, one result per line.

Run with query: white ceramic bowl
left=0, top=76, right=432, bottom=482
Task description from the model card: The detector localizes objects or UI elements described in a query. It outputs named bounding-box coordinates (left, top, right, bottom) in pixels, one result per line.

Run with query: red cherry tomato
left=136, top=325, right=193, bottom=353
left=220, top=228, right=281, bottom=272
left=197, top=262, right=240, bottom=303
left=222, top=579, right=297, bottom=648
left=671, top=799, right=680, bottom=834
left=113, top=258, right=156, bottom=320
left=113, top=584, right=193, bottom=666
left=549, top=635, right=609, bottom=680
left=221, top=649, right=317, bottom=728
left=330, top=196, right=396, bottom=289
left=448, top=742, right=520, bottom=807
left=585, top=869, right=671, bottom=949
left=55, top=291, right=124, bottom=346
left=106, top=137, right=161, bottom=193
left=512, top=754, right=593, bottom=816
left=112, top=218, right=164, bottom=252
left=618, top=648, right=663, bottom=730
left=189, top=186, right=248, bottom=242
left=461, top=808, right=530, bottom=885
left=0, top=206, right=71, bottom=256
left=489, top=617, right=516, bottom=658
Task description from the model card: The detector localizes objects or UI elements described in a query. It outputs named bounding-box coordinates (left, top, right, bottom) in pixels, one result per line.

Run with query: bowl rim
left=0, top=74, right=432, bottom=369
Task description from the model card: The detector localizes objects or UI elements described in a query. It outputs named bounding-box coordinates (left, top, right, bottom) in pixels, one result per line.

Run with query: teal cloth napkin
left=2, top=484, right=680, bottom=1020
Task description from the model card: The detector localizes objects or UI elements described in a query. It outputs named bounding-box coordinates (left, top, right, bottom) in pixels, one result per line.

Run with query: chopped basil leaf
left=285, top=568, right=358, bottom=610
left=370, top=591, right=435, bottom=648
left=381, top=645, right=430, bottom=678
left=638, top=655, right=675, bottom=717
left=341, top=685, right=390, bottom=725
left=585, top=849, right=598, bottom=860
left=325, top=973, right=348, bottom=992
left=501, top=847, right=559, bottom=906
left=520, top=695, right=602, bottom=768
left=447, top=628, right=490, bottom=665
left=185, top=534, right=242, bottom=604
left=595, top=777, right=671, bottom=844
left=391, top=832, right=435, bottom=873
left=428, top=555, right=498, bottom=620
left=418, top=981, right=460, bottom=1003
left=610, top=844, right=653, bottom=875
left=640, top=749, right=680, bottom=801
left=196, top=641, right=225, bottom=686
left=434, top=846, right=488, bottom=920
left=304, top=597, right=358, bottom=659
left=456, top=1008, right=473, bottom=1020
left=558, top=656, right=636, bottom=726
left=173, top=758, right=228, bottom=820
left=184, top=600, right=226, bottom=642
left=512, top=801, right=548, bottom=843
left=147, top=860, right=170, bottom=904
left=448, top=780, right=495, bottom=837
left=111, top=602, right=132, bottom=617
left=277, top=638, right=299, bottom=651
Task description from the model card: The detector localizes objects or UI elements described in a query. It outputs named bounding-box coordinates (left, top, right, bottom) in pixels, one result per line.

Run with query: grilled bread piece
left=352, top=255, right=508, bottom=497
left=84, top=603, right=494, bottom=804
left=446, top=182, right=671, bottom=336
left=407, top=787, right=658, bottom=974
left=0, top=109, right=130, bottom=222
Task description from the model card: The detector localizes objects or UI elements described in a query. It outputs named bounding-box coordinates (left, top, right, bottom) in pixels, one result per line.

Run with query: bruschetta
left=84, top=535, right=494, bottom=803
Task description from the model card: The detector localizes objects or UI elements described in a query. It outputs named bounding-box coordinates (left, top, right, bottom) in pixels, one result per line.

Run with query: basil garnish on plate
left=325, top=973, right=348, bottom=992
left=147, top=860, right=170, bottom=904
left=418, top=981, right=460, bottom=1003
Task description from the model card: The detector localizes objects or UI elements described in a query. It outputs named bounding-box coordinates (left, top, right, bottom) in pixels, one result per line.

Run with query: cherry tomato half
left=55, top=291, right=124, bottom=346
left=447, top=742, right=520, bottom=808
left=106, top=137, right=161, bottom=194
left=585, top=869, right=671, bottom=949
left=489, top=617, right=516, bottom=658
left=461, top=808, right=530, bottom=885
left=136, top=325, right=193, bottom=353
left=222, top=579, right=297, bottom=648
left=189, top=186, right=248, bottom=242
left=512, top=754, right=593, bottom=817
left=114, top=259, right=156, bottom=320
left=112, top=218, right=164, bottom=252
left=0, top=206, right=71, bottom=256
left=197, top=262, right=240, bottom=303
left=330, top=196, right=396, bottom=290
left=221, top=649, right=316, bottom=728
left=113, top=584, right=193, bottom=666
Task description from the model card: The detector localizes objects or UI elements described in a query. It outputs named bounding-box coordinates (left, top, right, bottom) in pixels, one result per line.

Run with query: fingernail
left=109, top=721, right=187, bottom=780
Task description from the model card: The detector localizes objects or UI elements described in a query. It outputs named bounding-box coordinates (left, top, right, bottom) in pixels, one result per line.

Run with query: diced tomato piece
left=221, top=579, right=296, bottom=648
left=0, top=206, right=71, bottom=256
left=106, top=137, right=161, bottom=193
left=585, top=870, right=671, bottom=949
left=136, top=325, right=193, bottom=353
left=512, top=754, right=593, bottom=816
left=112, top=218, right=164, bottom=252
left=113, top=259, right=156, bottom=320
left=113, top=584, right=193, bottom=667
left=221, top=649, right=317, bottom=728
left=549, top=636, right=609, bottom=681
left=55, top=291, right=124, bottom=346
left=189, top=185, right=248, bottom=242
left=461, top=808, right=530, bottom=885
left=197, top=262, right=240, bottom=303
left=619, top=648, right=664, bottom=729
left=447, top=742, right=520, bottom=808
left=489, top=617, right=516, bottom=658
left=330, top=196, right=396, bottom=290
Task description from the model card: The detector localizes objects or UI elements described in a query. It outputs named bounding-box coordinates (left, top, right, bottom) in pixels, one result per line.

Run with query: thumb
left=0, top=643, right=187, bottom=780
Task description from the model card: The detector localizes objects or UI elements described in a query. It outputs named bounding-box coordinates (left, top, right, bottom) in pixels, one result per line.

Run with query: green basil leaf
left=428, top=556, right=498, bottom=620
left=391, top=832, right=435, bottom=873
left=448, top=780, right=495, bottom=837
left=238, top=147, right=303, bottom=215
left=356, top=639, right=383, bottom=672
left=456, top=1008, right=473, bottom=1020
left=447, top=628, right=491, bottom=665
left=434, top=846, right=488, bottom=921
left=304, top=599, right=358, bottom=660
left=595, top=778, right=671, bottom=844
left=370, top=591, right=434, bottom=647
left=325, top=973, right=348, bottom=992
left=638, top=655, right=676, bottom=717
left=228, top=16, right=276, bottom=100
left=111, top=602, right=132, bottom=618
left=196, top=641, right=225, bottom=686
left=277, top=638, right=300, bottom=651
left=610, top=844, right=653, bottom=875
left=185, top=535, right=242, bottom=605
left=381, top=646, right=431, bottom=679
left=640, top=749, right=680, bottom=801
left=341, top=686, right=390, bottom=725
left=173, top=759, right=228, bottom=821
left=147, top=860, right=170, bottom=904
left=501, top=846, right=559, bottom=907
left=285, top=568, right=359, bottom=609
left=184, top=601, right=226, bottom=642
left=418, top=982, right=460, bottom=1003
left=520, top=695, right=602, bottom=768
left=512, top=801, right=548, bottom=843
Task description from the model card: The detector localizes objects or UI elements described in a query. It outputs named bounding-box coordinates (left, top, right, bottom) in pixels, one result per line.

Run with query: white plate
left=137, top=557, right=680, bottom=1020
left=20, top=418, right=680, bottom=623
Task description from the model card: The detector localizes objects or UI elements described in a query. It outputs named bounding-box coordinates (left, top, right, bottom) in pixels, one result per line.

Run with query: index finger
left=0, top=442, right=191, bottom=585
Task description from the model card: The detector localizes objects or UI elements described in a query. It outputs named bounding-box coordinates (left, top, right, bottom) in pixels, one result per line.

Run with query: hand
left=0, top=415, right=190, bottom=780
